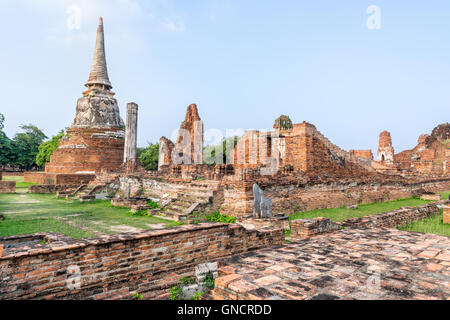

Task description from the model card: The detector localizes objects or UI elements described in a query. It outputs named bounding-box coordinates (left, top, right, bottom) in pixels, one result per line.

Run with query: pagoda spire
left=85, top=17, right=112, bottom=91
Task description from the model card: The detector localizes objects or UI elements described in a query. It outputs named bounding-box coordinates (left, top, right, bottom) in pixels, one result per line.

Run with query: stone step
left=171, top=198, right=193, bottom=206
left=169, top=203, right=192, bottom=212
left=157, top=211, right=189, bottom=222
left=164, top=206, right=184, bottom=214
left=179, top=192, right=213, bottom=201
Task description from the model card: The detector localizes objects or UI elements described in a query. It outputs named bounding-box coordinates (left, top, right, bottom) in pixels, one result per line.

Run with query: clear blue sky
left=0, top=0, right=448, bottom=156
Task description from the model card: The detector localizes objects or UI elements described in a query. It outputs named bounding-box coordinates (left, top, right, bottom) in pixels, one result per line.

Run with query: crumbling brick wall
left=342, top=202, right=445, bottom=228
left=24, top=172, right=95, bottom=185
left=28, top=185, right=80, bottom=194
left=220, top=178, right=450, bottom=217
left=0, top=223, right=284, bottom=300
left=350, top=150, right=374, bottom=161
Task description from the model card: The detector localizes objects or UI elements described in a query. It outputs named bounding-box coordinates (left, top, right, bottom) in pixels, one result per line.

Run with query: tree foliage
left=0, top=113, right=4, bottom=131
left=0, top=113, right=13, bottom=165
left=11, top=125, right=47, bottom=169
left=36, top=131, right=64, bottom=167
left=138, top=143, right=159, bottom=171
left=204, top=136, right=240, bottom=165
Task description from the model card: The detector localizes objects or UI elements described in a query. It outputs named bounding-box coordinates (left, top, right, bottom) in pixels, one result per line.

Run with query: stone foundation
left=0, top=223, right=284, bottom=300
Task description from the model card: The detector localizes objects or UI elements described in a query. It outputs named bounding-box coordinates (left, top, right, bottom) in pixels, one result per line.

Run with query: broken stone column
left=124, top=103, right=138, bottom=171
left=253, top=183, right=273, bottom=219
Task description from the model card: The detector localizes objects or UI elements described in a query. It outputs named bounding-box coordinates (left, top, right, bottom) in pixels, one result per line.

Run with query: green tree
left=0, top=113, right=5, bottom=131
left=138, top=143, right=159, bottom=171
left=36, top=130, right=64, bottom=167
left=11, top=125, right=47, bottom=170
left=0, top=131, right=13, bottom=165
left=204, top=136, right=240, bottom=165
left=0, top=113, right=13, bottom=165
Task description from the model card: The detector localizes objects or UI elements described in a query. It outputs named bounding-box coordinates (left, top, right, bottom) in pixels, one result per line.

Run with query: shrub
left=205, top=211, right=236, bottom=224
left=130, top=209, right=147, bottom=217
left=202, top=273, right=215, bottom=291
left=169, top=286, right=183, bottom=300
left=146, top=200, right=160, bottom=209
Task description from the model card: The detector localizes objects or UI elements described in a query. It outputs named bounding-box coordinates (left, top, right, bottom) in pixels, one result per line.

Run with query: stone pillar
left=124, top=103, right=138, bottom=171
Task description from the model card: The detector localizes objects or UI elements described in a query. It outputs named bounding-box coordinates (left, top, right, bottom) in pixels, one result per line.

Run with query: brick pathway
left=212, top=228, right=450, bottom=300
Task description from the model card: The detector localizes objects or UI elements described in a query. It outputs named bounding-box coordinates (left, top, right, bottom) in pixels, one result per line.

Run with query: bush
left=169, top=286, right=183, bottom=300
left=147, top=200, right=160, bottom=209
left=205, top=211, right=236, bottom=224
left=138, top=143, right=159, bottom=171
left=130, top=209, right=148, bottom=217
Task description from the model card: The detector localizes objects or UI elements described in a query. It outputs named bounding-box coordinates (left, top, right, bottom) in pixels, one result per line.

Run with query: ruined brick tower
left=377, top=131, right=394, bottom=164
left=174, top=104, right=204, bottom=165
left=45, top=18, right=125, bottom=174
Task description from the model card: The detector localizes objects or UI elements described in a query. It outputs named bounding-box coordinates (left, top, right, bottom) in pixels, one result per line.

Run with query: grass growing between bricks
left=289, top=197, right=431, bottom=223
left=399, top=209, right=450, bottom=237
left=0, top=192, right=181, bottom=239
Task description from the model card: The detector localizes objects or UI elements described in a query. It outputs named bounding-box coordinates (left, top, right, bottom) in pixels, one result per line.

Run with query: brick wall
left=24, top=172, right=95, bottom=185
left=45, top=127, right=124, bottom=174
left=28, top=185, right=80, bottom=194
left=0, top=223, right=284, bottom=300
left=444, top=205, right=450, bottom=224
left=342, top=202, right=445, bottom=229
left=24, top=172, right=48, bottom=184
left=1, top=172, right=24, bottom=177
left=0, top=181, right=15, bottom=193
left=221, top=178, right=450, bottom=217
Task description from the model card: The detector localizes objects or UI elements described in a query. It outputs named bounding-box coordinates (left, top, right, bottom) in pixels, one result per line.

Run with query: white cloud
left=164, top=18, right=185, bottom=32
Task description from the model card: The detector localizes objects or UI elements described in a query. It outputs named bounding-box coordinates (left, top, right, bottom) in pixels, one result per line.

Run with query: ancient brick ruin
left=24, top=18, right=126, bottom=185
left=3, top=16, right=449, bottom=302
left=373, top=123, right=449, bottom=176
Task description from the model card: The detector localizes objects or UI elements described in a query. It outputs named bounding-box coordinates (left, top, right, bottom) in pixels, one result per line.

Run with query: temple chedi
left=45, top=18, right=125, bottom=174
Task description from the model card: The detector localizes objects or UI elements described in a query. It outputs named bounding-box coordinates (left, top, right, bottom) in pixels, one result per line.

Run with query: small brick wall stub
left=0, top=181, right=15, bottom=193
left=444, top=205, right=450, bottom=225
left=291, top=217, right=339, bottom=240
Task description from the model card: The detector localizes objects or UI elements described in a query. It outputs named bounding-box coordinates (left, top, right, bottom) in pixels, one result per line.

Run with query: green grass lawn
left=399, top=210, right=450, bottom=237
left=289, top=198, right=431, bottom=223
left=441, top=191, right=450, bottom=200
left=0, top=192, right=181, bottom=239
